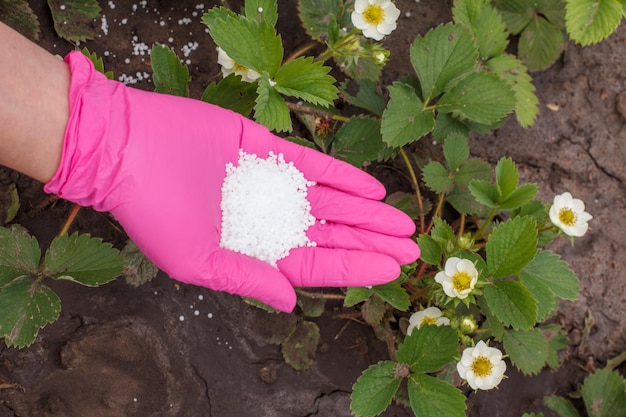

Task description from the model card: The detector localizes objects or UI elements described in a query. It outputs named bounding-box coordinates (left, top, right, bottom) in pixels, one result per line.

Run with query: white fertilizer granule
left=220, top=149, right=317, bottom=267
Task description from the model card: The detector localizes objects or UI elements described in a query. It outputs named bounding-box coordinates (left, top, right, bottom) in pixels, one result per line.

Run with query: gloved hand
left=45, top=51, right=419, bottom=312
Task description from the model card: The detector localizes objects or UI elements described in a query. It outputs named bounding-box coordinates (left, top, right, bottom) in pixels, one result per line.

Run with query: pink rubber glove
left=45, top=51, right=419, bottom=312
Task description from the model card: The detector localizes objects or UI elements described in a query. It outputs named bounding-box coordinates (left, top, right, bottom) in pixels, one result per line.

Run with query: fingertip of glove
left=267, top=294, right=297, bottom=313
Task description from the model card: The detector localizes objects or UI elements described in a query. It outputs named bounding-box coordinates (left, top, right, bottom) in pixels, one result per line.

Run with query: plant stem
left=384, top=316, right=397, bottom=361
left=474, top=207, right=498, bottom=239
left=316, top=30, right=360, bottom=62
left=295, top=288, right=345, bottom=300
left=606, top=350, right=626, bottom=371
left=399, top=148, right=425, bottom=234
left=458, top=213, right=466, bottom=236
left=57, top=203, right=81, bottom=238
left=285, top=42, right=318, bottom=64
left=285, top=101, right=349, bottom=122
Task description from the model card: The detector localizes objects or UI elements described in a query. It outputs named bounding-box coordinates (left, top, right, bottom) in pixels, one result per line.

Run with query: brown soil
left=1, top=1, right=625, bottom=416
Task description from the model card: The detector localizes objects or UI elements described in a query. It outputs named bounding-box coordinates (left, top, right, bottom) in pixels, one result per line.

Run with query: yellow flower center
left=471, top=356, right=493, bottom=377
left=452, top=271, right=473, bottom=292
left=363, top=4, right=385, bottom=25
left=421, top=316, right=437, bottom=326
left=234, top=62, right=249, bottom=72
left=558, top=208, right=577, bottom=226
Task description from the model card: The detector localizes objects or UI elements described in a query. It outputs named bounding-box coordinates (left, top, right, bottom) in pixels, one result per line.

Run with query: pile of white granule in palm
left=219, top=149, right=317, bottom=267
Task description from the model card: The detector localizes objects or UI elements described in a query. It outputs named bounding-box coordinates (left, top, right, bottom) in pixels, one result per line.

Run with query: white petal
left=457, top=258, right=473, bottom=271
left=456, top=289, right=469, bottom=299
left=569, top=223, right=589, bottom=237
left=456, top=361, right=468, bottom=378
left=362, top=26, right=384, bottom=40
left=244, top=68, right=261, bottom=82
left=217, top=48, right=235, bottom=69
left=476, top=376, right=495, bottom=390
left=354, top=0, right=369, bottom=13
left=383, top=2, right=401, bottom=20
left=460, top=349, right=475, bottom=366
left=437, top=317, right=451, bottom=326
left=571, top=198, right=586, bottom=212
left=465, top=372, right=479, bottom=390
left=434, top=270, right=447, bottom=284
left=422, top=306, right=443, bottom=317
left=221, top=67, right=235, bottom=77
left=444, top=257, right=461, bottom=276
left=376, top=21, right=397, bottom=36
left=473, top=340, right=489, bottom=356
left=408, top=311, right=426, bottom=326
left=441, top=281, right=456, bottom=298
left=351, top=11, right=368, bottom=30
left=494, top=360, right=507, bottom=375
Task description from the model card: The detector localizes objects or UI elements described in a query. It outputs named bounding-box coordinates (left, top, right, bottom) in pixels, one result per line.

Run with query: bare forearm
left=0, top=21, right=69, bottom=183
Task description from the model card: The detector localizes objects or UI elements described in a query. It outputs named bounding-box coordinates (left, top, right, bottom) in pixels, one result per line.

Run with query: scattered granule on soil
left=220, top=149, right=317, bottom=267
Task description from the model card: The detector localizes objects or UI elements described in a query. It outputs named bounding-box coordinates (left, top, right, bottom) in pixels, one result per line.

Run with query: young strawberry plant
left=144, top=0, right=598, bottom=416
left=0, top=226, right=123, bottom=348
left=493, top=0, right=626, bottom=70
left=1, top=0, right=613, bottom=415
left=540, top=351, right=626, bottom=417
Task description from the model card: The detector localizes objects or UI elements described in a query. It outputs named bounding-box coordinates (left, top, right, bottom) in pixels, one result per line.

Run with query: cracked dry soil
left=1, top=1, right=626, bottom=416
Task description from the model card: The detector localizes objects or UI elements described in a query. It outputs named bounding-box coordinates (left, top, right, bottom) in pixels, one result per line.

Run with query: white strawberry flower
left=216, top=47, right=261, bottom=83
left=435, top=257, right=478, bottom=300
left=407, top=306, right=450, bottom=335
left=549, top=192, right=592, bottom=237
left=351, top=0, right=400, bottom=41
left=457, top=340, right=507, bottom=390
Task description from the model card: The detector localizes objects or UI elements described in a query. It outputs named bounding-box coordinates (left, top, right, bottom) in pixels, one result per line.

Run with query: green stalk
left=474, top=207, right=498, bottom=239
left=399, top=148, right=425, bottom=234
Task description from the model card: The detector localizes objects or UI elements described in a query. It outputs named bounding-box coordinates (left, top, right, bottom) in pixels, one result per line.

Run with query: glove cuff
left=44, top=51, right=128, bottom=212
